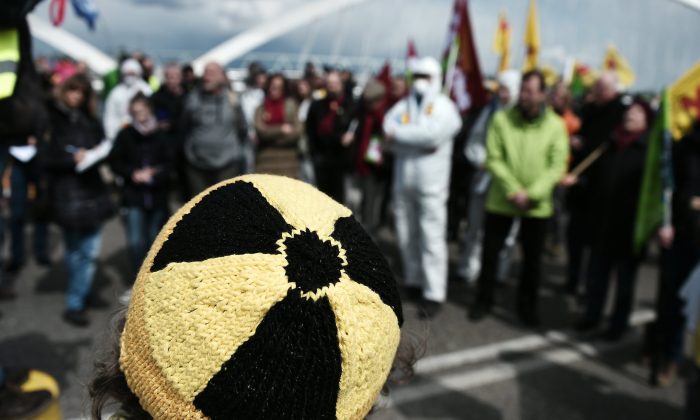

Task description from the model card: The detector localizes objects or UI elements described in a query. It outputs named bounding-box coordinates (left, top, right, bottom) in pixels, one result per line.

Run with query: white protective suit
left=103, top=59, right=153, bottom=140
left=383, top=57, right=462, bottom=303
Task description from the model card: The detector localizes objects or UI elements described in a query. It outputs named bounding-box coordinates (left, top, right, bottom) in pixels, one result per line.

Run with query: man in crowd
left=469, top=70, right=569, bottom=326
left=383, top=56, right=462, bottom=318
left=306, top=70, right=355, bottom=203
left=180, top=62, right=247, bottom=196
left=564, top=72, right=626, bottom=295
left=103, top=58, right=152, bottom=140
left=151, top=63, right=187, bottom=200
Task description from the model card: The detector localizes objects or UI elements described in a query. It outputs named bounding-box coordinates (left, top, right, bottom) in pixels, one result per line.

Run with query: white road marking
left=393, top=309, right=656, bottom=405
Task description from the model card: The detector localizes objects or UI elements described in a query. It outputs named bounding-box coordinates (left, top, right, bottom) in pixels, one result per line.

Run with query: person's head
left=325, top=70, right=343, bottom=98
left=58, top=74, right=94, bottom=115
left=294, top=78, right=311, bottom=102
left=201, top=62, right=228, bottom=93
left=549, top=81, right=572, bottom=115
left=409, top=56, right=441, bottom=97
left=163, top=63, right=182, bottom=93
left=518, top=70, right=547, bottom=119
left=90, top=175, right=409, bottom=420
left=591, top=72, right=619, bottom=106
left=265, top=73, right=287, bottom=100
left=496, top=69, right=521, bottom=107
left=362, top=79, right=386, bottom=112
left=181, top=64, right=196, bottom=84
left=623, top=98, right=653, bottom=133
left=391, top=76, right=408, bottom=100
left=140, top=56, right=155, bottom=77
left=120, top=58, right=143, bottom=88
left=246, top=61, right=267, bottom=89
left=129, top=93, right=154, bottom=126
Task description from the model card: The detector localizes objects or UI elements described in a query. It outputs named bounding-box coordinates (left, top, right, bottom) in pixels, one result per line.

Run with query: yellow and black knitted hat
left=120, top=174, right=403, bottom=420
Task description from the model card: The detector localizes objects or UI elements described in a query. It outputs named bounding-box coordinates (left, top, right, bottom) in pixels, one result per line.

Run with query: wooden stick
left=570, top=142, right=608, bottom=177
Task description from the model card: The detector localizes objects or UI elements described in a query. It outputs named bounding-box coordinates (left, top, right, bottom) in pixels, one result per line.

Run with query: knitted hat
left=119, top=175, right=403, bottom=420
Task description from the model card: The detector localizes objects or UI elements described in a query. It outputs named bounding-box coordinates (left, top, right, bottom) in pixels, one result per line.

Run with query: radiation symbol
left=120, top=175, right=403, bottom=420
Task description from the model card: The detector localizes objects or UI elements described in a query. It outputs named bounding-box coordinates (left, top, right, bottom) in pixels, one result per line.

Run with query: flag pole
left=569, top=142, right=608, bottom=177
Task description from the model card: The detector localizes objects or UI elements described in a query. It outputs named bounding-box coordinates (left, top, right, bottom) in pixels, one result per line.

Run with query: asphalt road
left=0, top=214, right=688, bottom=420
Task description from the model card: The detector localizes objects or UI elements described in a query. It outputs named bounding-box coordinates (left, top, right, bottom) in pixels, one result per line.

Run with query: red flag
left=407, top=39, right=418, bottom=60
left=443, top=0, right=488, bottom=113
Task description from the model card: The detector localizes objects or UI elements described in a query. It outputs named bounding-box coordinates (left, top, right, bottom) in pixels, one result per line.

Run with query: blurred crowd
left=1, top=50, right=700, bottom=417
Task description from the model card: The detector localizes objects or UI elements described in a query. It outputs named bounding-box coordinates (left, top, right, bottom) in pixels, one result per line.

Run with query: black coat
left=589, top=132, right=648, bottom=257
left=109, top=125, right=174, bottom=209
left=151, top=86, right=185, bottom=138
left=305, top=95, right=355, bottom=168
left=42, top=102, right=115, bottom=229
left=672, top=122, right=700, bottom=245
left=567, top=97, right=628, bottom=212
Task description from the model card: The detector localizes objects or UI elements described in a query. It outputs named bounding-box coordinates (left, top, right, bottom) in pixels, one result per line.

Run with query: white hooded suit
left=383, top=57, right=462, bottom=303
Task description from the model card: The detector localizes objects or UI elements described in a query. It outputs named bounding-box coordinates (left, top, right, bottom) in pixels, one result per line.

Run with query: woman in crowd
left=575, top=98, right=653, bottom=340
left=253, top=73, right=301, bottom=178
left=42, top=74, right=115, bottom=327
left=109, top=93, right=174, bottom=276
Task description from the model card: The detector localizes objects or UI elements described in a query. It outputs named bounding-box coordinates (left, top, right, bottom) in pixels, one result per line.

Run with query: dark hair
left=90, top=308, right=419, bottom=418
left=58, top=74, right=96, bottom=117
left=129, top=92, right=153, bottom=112
left=521, top=70, right=546, bottom=93
left=89, top=308, right=151, bottom=420
left=264, top=73, right=288, bottom=97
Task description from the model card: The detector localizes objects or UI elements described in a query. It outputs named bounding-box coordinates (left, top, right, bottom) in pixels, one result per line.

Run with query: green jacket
left=485, top=107, right=569, bottom=218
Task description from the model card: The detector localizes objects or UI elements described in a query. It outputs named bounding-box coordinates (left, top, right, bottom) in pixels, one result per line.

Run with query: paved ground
left=0, top=215, right=689, bottom=419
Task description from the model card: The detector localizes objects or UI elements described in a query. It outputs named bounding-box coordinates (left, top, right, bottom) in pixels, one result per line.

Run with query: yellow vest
left=0, top=28, right=19, bottom=100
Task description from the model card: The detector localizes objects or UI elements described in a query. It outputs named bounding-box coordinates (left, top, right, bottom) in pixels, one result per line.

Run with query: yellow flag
left=492, top=10, right=511, bottom=73
left=602, top=45, right=636, bottom=88
left=668, top=60, right=700, bottom=140
left=523, top=0, right=540, bottom=71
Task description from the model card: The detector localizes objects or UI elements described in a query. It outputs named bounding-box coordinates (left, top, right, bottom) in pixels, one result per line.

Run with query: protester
left=469, top=70, right=569, bottom=326
left=293, top=78, right=316, bottom=184
left=180, top=62, right=248, bottom=196
left=384, top=56, right=462, bottom=318
left=151, top=63, right=187, bottom=201
left=42, top=75, right=115, bottom=327
left=253, top=73, right=301, bottom=177
left=575, top=98, right=652, bottom=340
left=306, top=70, right=355, bottom=203
left=458, top=69, right=520, bottom=283
left=564, top=72, right=626, bottom=296
left=547, top=81, right=581, bottom=256
left=181, top=63, right=197, bottom=93
left=103, top=58, right=153, bottom=141
left=351, top=79, right=390, bottom=236
left=151, top=63, right=184, bottom=135
left=6, top=131, right=50, bottom=276
left=109, top=93, right=173, bottom=275
left=240, top=61, right=267, bottom=174
left=646, top=119, right=700, bottom=384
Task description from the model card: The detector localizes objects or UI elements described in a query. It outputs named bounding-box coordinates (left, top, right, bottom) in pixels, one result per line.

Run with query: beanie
left=119, top=174, right=403, bottom=420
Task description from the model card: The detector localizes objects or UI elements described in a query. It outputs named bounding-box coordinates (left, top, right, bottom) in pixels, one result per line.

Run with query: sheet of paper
left=9, top=145, right=37, bottom=163
left=75, top=140, right=112, bottom=173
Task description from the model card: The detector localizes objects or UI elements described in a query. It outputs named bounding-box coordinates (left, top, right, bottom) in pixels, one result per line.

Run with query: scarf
left=263, top=97, right=286, bottom=125
left=613, top=126, right=644, bottom=151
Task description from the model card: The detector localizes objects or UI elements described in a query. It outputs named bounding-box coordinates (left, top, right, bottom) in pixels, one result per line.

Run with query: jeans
left=583, top=251, right=640, bottom=332
left=63, top=227, right=102, bottom=311
left=123, top=207, right=167, bottom=275
left=475, top=213, right=548, bottom=310
left=9, top=159, right=48, bottom=264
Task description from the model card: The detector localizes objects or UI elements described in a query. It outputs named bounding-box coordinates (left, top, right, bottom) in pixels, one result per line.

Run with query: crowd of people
left=0, top=50, right=699, bottom=418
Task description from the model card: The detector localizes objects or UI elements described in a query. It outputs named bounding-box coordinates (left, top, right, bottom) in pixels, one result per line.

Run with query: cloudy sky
left=31, top=0, right=700, bottom=89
